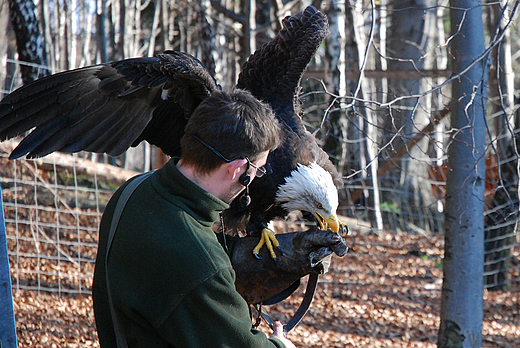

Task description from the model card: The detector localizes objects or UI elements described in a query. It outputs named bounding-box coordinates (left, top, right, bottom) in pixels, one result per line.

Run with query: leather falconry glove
left=223, top=227, right=348, bottom=305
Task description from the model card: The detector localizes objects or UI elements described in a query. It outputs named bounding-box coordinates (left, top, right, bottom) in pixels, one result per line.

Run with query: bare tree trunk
left=55, top=0, right=69, bottom=71
left=384, top=0, right=437, bottom=228
left=63, top=0, right=71, bottom=70
left=134, top=0, right=143, bottom=56
left=164, top=0, right=176, bottom=49
left=40, top=0, right=55, bottom=72
left=97, top=0, right=108, bottom=63
left=70, top=0, right=77, bottom=67
left=210, top=0, right=249, bottom=88
left=8, top=0, right=49, bottom=83
left=194, top=0, right=216, bottom=76
left=351, top=0, right=383, bottom=231
left=147, top=0, right=161, bottom=56
left=240, top=0, right=251, bottom=64
left=432, top=3, right=449, bottom=215
left=157, top=0, right=169, bottom=52
left=254, top=0, right=274, bottom=49
left=248, top=0, right=256, bottom=55
left=322, top=0, right=349, bottom=174
left=80, top=1, right=95, bottom=66
left=122, top=0, right=137, bottom=57
left=0, top=1, right=12, bottom=95
left=438, top=2, right=488, bottom=347
left=117, top=0, right=126, bottom=59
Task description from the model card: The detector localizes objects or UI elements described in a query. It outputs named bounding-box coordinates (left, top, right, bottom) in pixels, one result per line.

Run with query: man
left=92, top=89, right=296, bottom=347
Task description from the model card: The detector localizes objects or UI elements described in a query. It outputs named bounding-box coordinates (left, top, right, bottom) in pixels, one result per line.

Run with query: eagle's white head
left=275, top=162, right=341, bottom=231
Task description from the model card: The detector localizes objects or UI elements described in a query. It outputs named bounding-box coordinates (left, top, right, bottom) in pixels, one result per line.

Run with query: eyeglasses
left=188, top=133, right=272, bottom=178
left=248, top=161, right=271, bottom=178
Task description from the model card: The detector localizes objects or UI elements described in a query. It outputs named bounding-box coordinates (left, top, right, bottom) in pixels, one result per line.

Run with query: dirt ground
left=12, top=229, right=520, bottom=348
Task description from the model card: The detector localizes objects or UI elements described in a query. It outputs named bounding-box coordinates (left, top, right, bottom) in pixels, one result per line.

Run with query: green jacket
left=93, top=158, right=285, bottom=347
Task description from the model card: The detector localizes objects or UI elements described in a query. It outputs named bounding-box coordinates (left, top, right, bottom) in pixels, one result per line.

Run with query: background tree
left=6, top=0, right=48, bottom=84
left=383, top=0, right=437, bottom=216
left=438, top=2, right=488, bottom=347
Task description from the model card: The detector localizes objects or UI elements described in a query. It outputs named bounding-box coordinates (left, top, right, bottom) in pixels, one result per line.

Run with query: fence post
left=0, top=184, right=17, bottom=347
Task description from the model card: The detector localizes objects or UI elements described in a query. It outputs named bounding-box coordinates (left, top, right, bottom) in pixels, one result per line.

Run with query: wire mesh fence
left=0, top=145, right=135, bottom=295
left=0, top=55, right=519, bottom=294
left=1, top=140, right=518, bottom=296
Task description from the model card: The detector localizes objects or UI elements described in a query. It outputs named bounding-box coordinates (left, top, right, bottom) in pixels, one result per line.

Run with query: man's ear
left=228, top=158, right=248, bottom=180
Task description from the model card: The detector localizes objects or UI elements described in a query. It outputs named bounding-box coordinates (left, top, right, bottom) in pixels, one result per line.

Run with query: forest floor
left=12, top=228, right=520, bottom=347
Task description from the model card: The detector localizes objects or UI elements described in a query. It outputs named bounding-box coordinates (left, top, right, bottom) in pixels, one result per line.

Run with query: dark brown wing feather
left=0, top=51, right=220, bottom=159
left=237, top=5, right=330, bottom=134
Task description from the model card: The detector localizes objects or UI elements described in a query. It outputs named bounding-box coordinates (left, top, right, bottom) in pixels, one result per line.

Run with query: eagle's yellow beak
left=315, top=211, right=342, bottom=232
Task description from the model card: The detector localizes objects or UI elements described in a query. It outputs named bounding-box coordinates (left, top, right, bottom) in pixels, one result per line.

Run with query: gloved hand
left=227, top=227, right=348, bottom=304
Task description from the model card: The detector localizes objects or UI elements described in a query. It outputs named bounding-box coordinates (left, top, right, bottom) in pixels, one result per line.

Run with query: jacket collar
left=151, top=158, right=229, bottom=227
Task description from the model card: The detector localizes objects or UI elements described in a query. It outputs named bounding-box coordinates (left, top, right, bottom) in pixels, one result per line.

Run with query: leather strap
left=261, top=272, right=320, bottom=334
left=105, top=172, right=153, bottom=348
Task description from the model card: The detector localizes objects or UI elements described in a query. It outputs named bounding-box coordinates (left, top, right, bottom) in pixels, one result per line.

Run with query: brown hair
left=180, top=89, right=281, bottom=174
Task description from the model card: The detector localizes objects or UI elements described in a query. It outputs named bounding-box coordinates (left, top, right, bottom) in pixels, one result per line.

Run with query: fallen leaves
left=256, top=230, right=519, bottom=347
left=14, top=293, right=98, bottom=347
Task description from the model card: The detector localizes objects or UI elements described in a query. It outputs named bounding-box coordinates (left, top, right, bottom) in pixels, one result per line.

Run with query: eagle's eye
left=316, top=203, right=324, bottom=210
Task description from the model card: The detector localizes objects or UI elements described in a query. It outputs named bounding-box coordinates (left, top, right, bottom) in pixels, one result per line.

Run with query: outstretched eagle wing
left=0, top=51, right=220, bottom=159
left=237, top=5, right=329, bottom=135
left=237, top=5, right=341, bottom=193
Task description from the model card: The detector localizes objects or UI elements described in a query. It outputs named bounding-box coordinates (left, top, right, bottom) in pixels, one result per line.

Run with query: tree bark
left=385, top=0, right=437, bottom=227
left=322, top=0, right=349, bottom=174
left=350, top=0, right=383, bottom=231
left=96, top=0, right=108, bottom=63
left=438, top=2, right=488, bottom=347
left=8, top=0, right=49, bottom=83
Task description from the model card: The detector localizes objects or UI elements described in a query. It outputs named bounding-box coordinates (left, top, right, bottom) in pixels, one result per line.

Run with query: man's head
left=180, top=89, right=281, bottom=175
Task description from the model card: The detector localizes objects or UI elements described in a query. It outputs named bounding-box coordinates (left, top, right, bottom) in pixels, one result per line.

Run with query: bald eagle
left=0, top=6, right=344, bottom=259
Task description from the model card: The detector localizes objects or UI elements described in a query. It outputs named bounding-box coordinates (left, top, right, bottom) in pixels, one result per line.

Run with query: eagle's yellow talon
left=339, top=220, right=349, bottom=235
left=253, top=228, right=280, bottom=260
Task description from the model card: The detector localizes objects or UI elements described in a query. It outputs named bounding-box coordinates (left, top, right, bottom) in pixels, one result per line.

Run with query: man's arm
left=156, top=267, right=289, bottom=348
